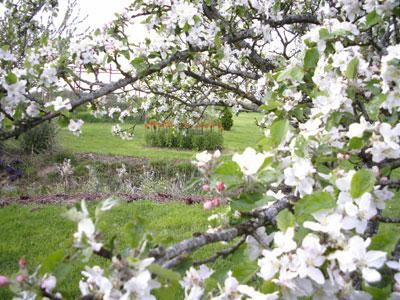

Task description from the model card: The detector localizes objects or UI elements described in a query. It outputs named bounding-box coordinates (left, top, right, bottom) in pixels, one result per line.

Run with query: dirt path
left=0, top=191, right=208, bottom=208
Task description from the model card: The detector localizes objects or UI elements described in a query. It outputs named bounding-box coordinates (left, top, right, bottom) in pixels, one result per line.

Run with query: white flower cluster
left=66, top=199, right=118, bottom=255
left=192, top=150, right=221, bottom=175
left=68, top=119, right=84, bottom=136
left=367, top=122, right=400, bottom=162
left=232, top=147, right=269, bottom=177
left=80, top=258, right=160, bottom=300
left=283, top=157, right=315, bottom=196
left=111, top=124, right=134, bottom=140
left=381, top=45, right=400, bottom=113
left=44, top=96, right=72, bottom=111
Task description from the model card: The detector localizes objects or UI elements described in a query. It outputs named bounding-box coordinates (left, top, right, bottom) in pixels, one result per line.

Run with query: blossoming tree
left=1, top=0, right=400, bottom=299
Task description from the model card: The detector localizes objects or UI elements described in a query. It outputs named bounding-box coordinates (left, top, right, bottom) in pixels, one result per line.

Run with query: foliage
left=76, top=112, right=145, bottom=124
left=145, top=128, right=223, bottom=150
left=19, top=122, right=58, bottom=154
left=145, top=121, right=224, bottom=150
left=220, top=108, right=233, bottom=131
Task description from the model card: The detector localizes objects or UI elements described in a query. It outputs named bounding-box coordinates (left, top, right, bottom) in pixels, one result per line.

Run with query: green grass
left=0, top=201, right=235, bottom=299
left=59, top=113, right=264, bottom=159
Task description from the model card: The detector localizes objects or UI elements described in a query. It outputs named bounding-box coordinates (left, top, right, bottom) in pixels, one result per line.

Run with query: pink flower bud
left=344, top=154, right=350, bottom=160
left=18, top=257, right=26, bottom=269
left=16, top=274, right=25, bottom=283
left=212, top=198, right=221, bottom=207
left=381, top=176, right=389, bottom=184
left=202, top=184, right=210, bottom=192
left=216, top=181, right=225, bottom=192
left=0, top=276, right=9, bottom=287
left=372, top=166, right=380, bottom=177
left=203, top=201, right=213, bottom=210
left=337, top=153, right=344, bottom=159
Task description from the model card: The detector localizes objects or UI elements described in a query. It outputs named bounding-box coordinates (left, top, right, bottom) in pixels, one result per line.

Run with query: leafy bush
left=145, top=128, right=223, bottom=150
left=52, top=151, right=77, bottom=164
left=220, top=108, right=233, bottom=131
left=19, top=122, right=58, bottom=154
left=76, top=112, right=145, bottom=124
left=149, top=159, right=198, bottom=178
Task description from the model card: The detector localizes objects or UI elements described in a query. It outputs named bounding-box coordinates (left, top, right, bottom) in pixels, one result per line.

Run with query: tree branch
left=149, top=196, right=294, bottom=265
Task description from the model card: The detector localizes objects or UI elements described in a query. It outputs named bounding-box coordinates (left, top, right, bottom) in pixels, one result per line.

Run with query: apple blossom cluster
left=191, top=148, right=397, bottom=298
left=65, top=199, right=119, bottom=259
left=111, top=124, right=134, bottom=140
left=0, top=257, right=61, bottom=299
left=79, top=258, right=160, bottom=299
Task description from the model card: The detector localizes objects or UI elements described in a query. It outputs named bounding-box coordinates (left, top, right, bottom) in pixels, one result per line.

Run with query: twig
left=375, top=215, right=400, bottom=223
left=193, top=235, right=247, bottom=266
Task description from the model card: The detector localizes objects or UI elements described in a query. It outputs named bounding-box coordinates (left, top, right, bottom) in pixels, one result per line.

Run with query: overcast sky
left=66, top=0, right=132, bottom=30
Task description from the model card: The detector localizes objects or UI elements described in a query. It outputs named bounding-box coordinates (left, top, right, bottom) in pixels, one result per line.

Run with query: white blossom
left=68, top=119, right=84, bottom=136
left=284, top=157, right=315, bottom=196
left=232, top=147, right=268, bottom=177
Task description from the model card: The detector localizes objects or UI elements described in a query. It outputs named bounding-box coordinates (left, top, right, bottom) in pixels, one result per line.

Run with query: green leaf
left=366, top=94, right=386, bottom=121
left=366, top=11, right=381, bottom=27
left=346, top=57, right=359, bottom=79
left=153, top=281, right=182, bottom=300
left=214, top=161, right=243, bottom=185
left=231, top=192, right=264, bottom=212
left=270, top=119, right=289, bottom=147
left=183, top=22, right=191, bottom=33
left=260, top=281, right=279, bottom=294
left=261, top=91, right=280, bottom=111
left=232, top=260, right=258, bottom=283
left=370, top=223, right=400, bottom=253
left=348, top=137, right=364, bottom=150
left=131, top=56, right=147, bottom=74
left=123, top=219, right=145, bottom=248
left=319, top=28, right=330, bottom=40
left=277, top=66, right=304, bottom=82
left=294, top=192, right=336, bottom=223
left=391, top=168, right=400, bottom=181
left=276, top=209, right=296, bottom=231
left=176, top=62, right=186, bottom=72
left=362, top=283, right=391, bottom=300
left=304, top=47, right=319, bottom=70
left=350, top=169, right=376, bottom=198
left=119, top=50, right=130, bottom=60
left=41, top=249, right=65, bottom=274
left=214, top=160, right=238, bottom=175
left=58, top=116, right=70, bottom=127
left=148, top=264, right=181, bottom=282
left=5, top=72, right=17, bottom=85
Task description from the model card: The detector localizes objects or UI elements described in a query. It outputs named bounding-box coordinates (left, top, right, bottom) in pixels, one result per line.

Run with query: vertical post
left=109, top=65, right=112, bottom=83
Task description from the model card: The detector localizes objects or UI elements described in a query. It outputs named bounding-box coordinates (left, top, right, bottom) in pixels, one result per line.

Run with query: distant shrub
left=76, top=112, right=145, bottom=124
left=145, top=122, right=223, bottom=151
left=220, top=108, right=233, bottom=131
left=19, top=122, right=58, bottom=154
left=52, top=151, right=77, bottom=164
left=149, top=159, right=198, bottom=178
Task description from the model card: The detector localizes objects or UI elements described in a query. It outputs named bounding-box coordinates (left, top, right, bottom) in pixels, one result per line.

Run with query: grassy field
left=0, top=201, right=236, bottom=299
left=59, top=113, right=264, bottom=159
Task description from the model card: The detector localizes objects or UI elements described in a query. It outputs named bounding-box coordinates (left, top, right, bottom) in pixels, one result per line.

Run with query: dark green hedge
left=145, top=129, right=223, bottom=151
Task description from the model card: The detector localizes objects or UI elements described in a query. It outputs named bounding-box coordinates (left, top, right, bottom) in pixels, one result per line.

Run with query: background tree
left=220, top=107, right=233, bottom=131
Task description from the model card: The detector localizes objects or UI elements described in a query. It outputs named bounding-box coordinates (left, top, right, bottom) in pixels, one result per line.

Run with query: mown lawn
left=0, top=201, right=237, bottom=299
left=59, top=113, right=264, bottom=159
